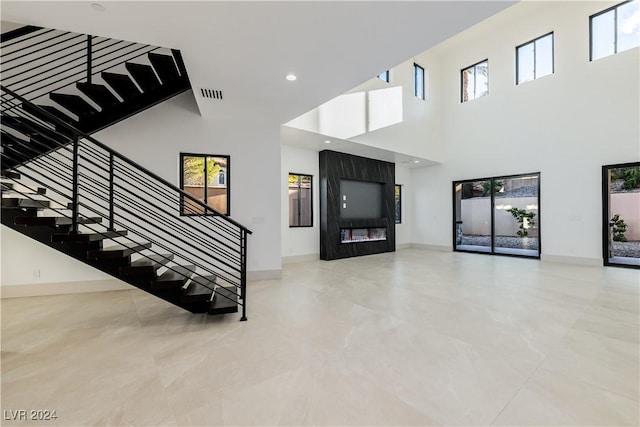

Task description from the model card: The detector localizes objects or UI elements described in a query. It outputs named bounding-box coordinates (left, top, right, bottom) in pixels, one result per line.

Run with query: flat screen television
left=340, top=179, right=383, bottom=219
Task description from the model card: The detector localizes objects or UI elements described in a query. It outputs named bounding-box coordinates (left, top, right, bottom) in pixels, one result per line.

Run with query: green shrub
left=611, top=214, right=628, bottom=242
left=507, top=207, right=536, bottom=237
left=623, top=167, right=640, bottom=190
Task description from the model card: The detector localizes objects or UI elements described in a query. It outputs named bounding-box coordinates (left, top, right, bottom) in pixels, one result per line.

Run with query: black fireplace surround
left=319, top=150, right=396, bottom=260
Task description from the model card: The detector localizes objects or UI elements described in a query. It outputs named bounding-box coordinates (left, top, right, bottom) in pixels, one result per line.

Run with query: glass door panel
left=454, top=180, right=492, bottom=253
left=493, top=175, right=540, bottom=257
left=604, top=163, right=640, bottom=268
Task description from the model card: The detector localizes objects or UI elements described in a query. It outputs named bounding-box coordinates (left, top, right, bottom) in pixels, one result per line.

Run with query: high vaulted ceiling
left=2, top=1, right=516, bottom=125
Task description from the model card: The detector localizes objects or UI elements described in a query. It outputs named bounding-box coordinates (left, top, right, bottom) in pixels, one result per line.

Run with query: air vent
left=200, top=88, right=223, bottom=100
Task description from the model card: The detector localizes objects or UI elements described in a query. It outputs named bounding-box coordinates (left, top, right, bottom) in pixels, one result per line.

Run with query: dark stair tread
left=2, top=197, right=50, bottom=208
left=125, top=63, right=161, bottom=93
left=120, top=253, right=174, bottom=275
left=22, top=103, right=77, bottom=126
left=0, top=185, right=47, bottom=195
left=14, top=216, right=102, bottom=226
left=88, top=242, right=152, bottom=259
left=52, top=230, right=128, bottom=242
left=101, top=72, right=141, bottom=101
left=49, top=93, right=99, bottom=117
left=76, top=82, right=121, bottom=109
left=209, top=286, right=239, bottom=315
left=1, top=115, right=64, bottom=143
left=153, top=264, right=197, bottom=289
left=148, top=53, right=180, bottom=84
left=2, top=171, right=21, bottom=179
left=181, top=279, right=214, bottom=303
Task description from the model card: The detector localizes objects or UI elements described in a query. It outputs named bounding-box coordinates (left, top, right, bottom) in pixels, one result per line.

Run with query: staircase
left=1, top=25, right=191, bottom=136
left=1, top=27, right=251, bottom=320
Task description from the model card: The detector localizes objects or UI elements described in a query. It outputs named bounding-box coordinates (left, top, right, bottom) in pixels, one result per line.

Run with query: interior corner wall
left=412, top=1, right=640, bottom=262
left=92, top=92, right=282, bottom=274
left=281, top=144, right=320, bottom=259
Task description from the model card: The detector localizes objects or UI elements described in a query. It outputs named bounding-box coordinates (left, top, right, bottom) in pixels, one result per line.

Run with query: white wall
left=2, top=91, right=282, bottom=288
left=412, top=1, right=640, bottom=261
left=281, top=144, right=320, bottom=260
left=286, top=50, right=444, bottom=163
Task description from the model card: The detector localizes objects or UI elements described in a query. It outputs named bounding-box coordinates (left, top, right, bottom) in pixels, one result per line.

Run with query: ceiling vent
left=200, top=88, right=223, bottom=100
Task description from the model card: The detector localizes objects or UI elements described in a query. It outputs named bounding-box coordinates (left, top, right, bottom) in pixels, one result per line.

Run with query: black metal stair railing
left=0, top=25, right=184, bottom=103
left=1, top=85, right=252, bottom=319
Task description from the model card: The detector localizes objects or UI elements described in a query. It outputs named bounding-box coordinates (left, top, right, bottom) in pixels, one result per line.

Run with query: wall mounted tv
left=340, top=179, right=384, bottom=219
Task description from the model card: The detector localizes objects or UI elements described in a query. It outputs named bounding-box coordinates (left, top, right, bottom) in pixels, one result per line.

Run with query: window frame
left=394, top=184, right=402, bottom=224
left=516, top=32, right=554, bottom=84
left=460, top=59, right=489, bottom=103
left=377, top=70, right=390, bottom=83
left=288, top=172, right=313, bottom=228
left=413, top=63, right=425, bottom=100
left=179, top=152, right=230, bottom=216
left=590, top=0, right=639, bottom=61
left=452, top=171, right=541, bottom=259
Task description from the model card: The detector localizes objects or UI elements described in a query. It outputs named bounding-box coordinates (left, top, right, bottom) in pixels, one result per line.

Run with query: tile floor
left=1, top=248, right=639, bottom=426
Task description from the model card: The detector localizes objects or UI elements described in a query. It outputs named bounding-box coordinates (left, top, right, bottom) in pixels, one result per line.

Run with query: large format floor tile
left=2, top=249, right=639, bottom=426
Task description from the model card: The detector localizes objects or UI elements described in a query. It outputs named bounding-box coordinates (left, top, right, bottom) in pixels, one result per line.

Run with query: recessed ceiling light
left=414, top=160, right=420, bottom=163
left=324, top=140, right=331, bottom=144
left=91, top=2, right=106, bottom=11
left=286, top=74, right=297, bottom=81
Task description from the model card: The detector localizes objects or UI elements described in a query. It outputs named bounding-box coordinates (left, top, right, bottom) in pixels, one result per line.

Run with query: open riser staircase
left=1, top=26, right=251, bottom=320
left=1, top=25, right=191, bottom=142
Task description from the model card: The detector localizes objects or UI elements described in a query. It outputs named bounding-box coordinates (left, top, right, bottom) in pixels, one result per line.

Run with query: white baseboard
left=248, top=269, right=282, bottom=281
left=0, top=279, right=132, bottom=299
left=282, top=253, right=319, bottom=264
left=541, top=254, right=602, bottom=267
left=410, top=243, right=451, bottom=252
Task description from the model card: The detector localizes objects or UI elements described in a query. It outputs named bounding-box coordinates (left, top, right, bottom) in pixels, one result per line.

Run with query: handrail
left=1, top=84, right=252, bottom=235
left=1, top=84, right=251, bottom=319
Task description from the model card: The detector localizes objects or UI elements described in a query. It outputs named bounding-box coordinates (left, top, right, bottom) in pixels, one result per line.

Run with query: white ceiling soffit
left=1, top=1, right=516, bottom=124
left=282, top=126, right=438, bottom=168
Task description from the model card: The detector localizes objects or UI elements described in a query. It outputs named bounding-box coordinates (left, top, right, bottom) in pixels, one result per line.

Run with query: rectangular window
left=394, top=184, right=402, bottom=224
left=461, top=60, right=488, bottom=102
left=377, top=70, right=390, bottom=82
left=517, top=32, right=554, bottom=84
left=591, top=0, right=640, bottom=61
left=289, top=173, right=312, bottom=227
left=414, top=63, right=425, bottom=99
left=180, top=153, right=229, bottom=215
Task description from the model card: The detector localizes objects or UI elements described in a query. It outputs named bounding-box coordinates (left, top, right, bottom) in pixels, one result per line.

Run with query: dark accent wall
left=319, top=150, right=395, bottom=260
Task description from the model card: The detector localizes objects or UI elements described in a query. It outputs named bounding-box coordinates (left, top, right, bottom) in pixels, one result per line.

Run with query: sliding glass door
left=453, top=173, right=540, bottom=258
left=603, top=162, right=640, bottom=268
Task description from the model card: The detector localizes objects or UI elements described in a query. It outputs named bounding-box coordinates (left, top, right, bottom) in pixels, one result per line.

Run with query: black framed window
left=453, top=172, right=540, bottom=258
left=180, top=153, right=230, bottom=215
left=289, top=173, right=313, bottom=227
left=517, top=32, right=554, bottom=84
left=413, top=63, right=425, bottom=99
left=461, top=59, right=488, bottom=102
left=377, top=70, right=390, bottom=83
left=394, top=184, right=402, bottom=224
left=590, top=0, right=639, bottom=61
left=602, top=162, right=640, bottom=269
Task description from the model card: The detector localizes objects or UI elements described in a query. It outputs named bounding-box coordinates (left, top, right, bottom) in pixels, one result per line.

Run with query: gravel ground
left=612, top=241, right=640, bottom=258
left=461, top=235, right=640, bottom=258
left=460, top=235, right=539, bottom=250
